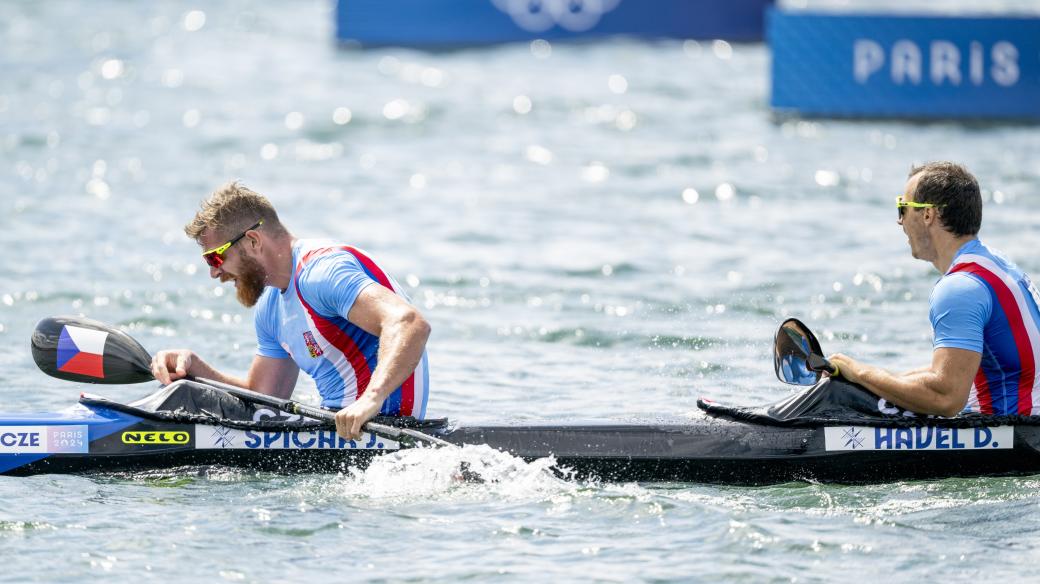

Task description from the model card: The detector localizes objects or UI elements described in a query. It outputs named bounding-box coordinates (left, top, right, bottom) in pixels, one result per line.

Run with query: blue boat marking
left=824, top=425, right=1014, bottom=451
left=194, top=425, right=398, bottom=450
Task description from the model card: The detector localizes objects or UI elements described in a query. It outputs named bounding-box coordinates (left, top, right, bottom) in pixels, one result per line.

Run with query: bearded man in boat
left=829, top=162, right=1040, bottom=417
left=150, top=182, right=431, bottom=439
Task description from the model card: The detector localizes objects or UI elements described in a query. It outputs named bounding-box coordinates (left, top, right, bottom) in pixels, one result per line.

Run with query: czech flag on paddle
left=57, top=325, right=108, bottom=379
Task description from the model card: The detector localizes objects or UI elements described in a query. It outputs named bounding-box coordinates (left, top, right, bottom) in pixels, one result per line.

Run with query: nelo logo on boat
left=824, top=425, right=1014, bottom=451
left=121, top=431, right=190, bottom=445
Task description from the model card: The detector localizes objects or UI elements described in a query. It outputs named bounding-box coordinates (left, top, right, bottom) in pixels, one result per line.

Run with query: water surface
left=2, top=1, right=1039, bottom=581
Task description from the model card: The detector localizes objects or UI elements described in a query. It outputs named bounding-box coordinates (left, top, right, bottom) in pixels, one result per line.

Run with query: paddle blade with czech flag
left=31, top=316, right=154, bottom=384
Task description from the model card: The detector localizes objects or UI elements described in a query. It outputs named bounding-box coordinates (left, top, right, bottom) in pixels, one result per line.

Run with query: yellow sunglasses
left=202, top=220, right=262, bottom=268
left=896, top=195, right=942, bottom=219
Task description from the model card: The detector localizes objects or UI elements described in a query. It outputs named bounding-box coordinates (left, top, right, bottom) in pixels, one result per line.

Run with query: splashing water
left=337, top=444, right=578, bottom=501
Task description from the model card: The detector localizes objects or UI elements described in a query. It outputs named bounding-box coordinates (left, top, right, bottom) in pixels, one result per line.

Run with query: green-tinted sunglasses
left=896, top=195, right=943, bottom=219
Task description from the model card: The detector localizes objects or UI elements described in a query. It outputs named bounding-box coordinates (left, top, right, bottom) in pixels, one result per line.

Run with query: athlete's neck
left=933, top=235, right=977, bottom=273
left=262, top=234, right=297, bottom=292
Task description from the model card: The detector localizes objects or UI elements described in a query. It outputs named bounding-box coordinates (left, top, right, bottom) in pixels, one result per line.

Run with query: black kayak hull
left=445, top=420, right=1040, bottom=484
left=5, top=406, right=1040, bottom=484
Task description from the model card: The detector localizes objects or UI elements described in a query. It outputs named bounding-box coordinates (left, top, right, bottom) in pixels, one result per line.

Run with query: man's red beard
left=233, top=253, right=267, bottom=307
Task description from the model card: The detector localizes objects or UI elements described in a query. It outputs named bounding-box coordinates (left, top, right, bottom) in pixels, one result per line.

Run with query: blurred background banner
left=336, top=0, right=775, bottom=46
left=769, top=10, right=1040, bottom=119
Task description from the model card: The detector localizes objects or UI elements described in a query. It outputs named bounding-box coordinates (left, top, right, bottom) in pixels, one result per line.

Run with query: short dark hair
left=908, top=162, right=982, bottom=237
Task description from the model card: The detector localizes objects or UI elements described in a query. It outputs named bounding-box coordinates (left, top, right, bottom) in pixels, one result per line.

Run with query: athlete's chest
left=271, top=294, right=326, bottom=369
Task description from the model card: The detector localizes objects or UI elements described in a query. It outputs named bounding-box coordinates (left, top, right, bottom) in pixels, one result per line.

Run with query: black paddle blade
left=31, top=316, right=154, bottom=384
left=773, top=318, right=826, bottom=385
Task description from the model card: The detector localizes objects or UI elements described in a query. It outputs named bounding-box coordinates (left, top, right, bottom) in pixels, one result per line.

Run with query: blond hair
left=184, top=181, right=285, bottom=242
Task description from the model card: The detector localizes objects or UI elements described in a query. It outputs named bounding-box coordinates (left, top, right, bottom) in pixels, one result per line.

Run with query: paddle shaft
left=782, top=327, right=838, bottom=376
left=194, top=377, right=452, bottom=448
left=807, top=354, right=839, bottom=377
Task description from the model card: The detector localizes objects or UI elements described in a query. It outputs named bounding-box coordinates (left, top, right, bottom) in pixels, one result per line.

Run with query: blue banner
left=769, top=10, right=1040, bottom=119
left=337, top=0, right=773, bottom=47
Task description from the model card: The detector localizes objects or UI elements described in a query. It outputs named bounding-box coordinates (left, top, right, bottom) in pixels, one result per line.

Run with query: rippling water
left=2, top=1, right=1040, bottom=581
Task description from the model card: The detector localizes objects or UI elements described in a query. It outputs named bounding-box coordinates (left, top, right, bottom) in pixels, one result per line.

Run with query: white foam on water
left=333, top=444, right=579, bottom=502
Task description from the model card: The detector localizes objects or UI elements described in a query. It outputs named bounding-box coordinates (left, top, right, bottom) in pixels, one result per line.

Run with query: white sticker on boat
left=824, top=425, right=1013, bottom=451
left=193, top=425, right=399, bottom=450
left=0, top=425, right=89, bottom=454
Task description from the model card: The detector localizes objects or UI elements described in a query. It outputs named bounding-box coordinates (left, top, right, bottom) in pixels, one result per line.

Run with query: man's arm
left=243, top=355, right=300, bottom=399
left=333, top=285, right=431, bottom=439
left=151, top=351, right=298, bottom=399
left=828, top=347, right=981, bottom=416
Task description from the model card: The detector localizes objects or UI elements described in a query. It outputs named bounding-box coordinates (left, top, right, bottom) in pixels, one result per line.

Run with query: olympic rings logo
left=491, top=0, right=623, bottom=33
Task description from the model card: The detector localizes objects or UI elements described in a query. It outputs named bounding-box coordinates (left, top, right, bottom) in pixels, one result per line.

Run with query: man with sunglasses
left=150, top=182, right=431, bottom=440
left=829, top=162, right=1040, bottom=417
